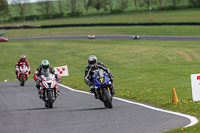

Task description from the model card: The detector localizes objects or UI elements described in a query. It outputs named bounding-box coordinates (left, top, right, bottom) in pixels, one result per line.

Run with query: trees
left=37, top=0, right=55, bottom=15
left=11, top=0, right=31, bottom=18
left=67, top=0, right=81, bottom=16
left=83, top=0, right=92, bottom=14
left=188, top=0, right=200, bottom=7
left=157, top=0, right=162, bottom=9
left=142, top=0, right=157, bottom=10
left=108, top=0, right=114, bottom=12
left=134, top=0, right=138, bottom=11
left=117, top=0, right=131, bottom=12
left=57, top=0, right=64, bottom=15
left=167, top=0, right=181, bottom=7
left=90, top=0, right=108, bottom=14
left=0, top=0, right=9, bottom=19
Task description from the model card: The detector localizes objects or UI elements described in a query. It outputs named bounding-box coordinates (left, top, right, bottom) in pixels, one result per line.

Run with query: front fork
left=96, top=85, right=112, bottom=101
left=40, top=87, right=57, bottom=101
left=45, top=89, right=56, bottom=101
left=99, top=86, right=110, bottom=94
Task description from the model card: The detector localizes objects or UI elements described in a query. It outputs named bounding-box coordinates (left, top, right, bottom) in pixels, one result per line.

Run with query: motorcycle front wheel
left=47, top=91, right=53, bottom=108
left=103, top=89, right=113, bottom=108
left=20, top=76, right=25, bottom=86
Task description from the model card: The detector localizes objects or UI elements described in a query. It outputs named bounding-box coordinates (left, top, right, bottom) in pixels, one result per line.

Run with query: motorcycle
left=93, top=69, right=113, bottom=108
left=17, top=64, right=29, bottom=86
left=39, top=72, right=59, bottom=108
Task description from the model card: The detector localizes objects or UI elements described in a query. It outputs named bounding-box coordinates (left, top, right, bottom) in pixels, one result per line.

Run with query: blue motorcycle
left=93, top=69, right=113, bottom=108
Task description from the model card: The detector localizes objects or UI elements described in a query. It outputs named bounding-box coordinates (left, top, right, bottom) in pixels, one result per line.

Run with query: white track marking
left=58, top=83, right=199, bottom=128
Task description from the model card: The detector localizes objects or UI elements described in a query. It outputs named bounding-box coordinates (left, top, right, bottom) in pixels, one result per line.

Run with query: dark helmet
left=41, top=60, right=50, bottom=72
left=88, top=55, right=97, bottom=67
left=21, top=55, right=26, bottom=62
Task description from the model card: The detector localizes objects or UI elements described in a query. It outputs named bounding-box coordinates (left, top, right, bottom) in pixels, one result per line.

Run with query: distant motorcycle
left=17, top=64, right=29, bottom=86
left=39, top=72, right=59, bottom=108
left=93, top=69, right=113, bottom=108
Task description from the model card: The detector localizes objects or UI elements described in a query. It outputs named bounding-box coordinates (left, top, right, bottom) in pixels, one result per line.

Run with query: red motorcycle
left=17, top=64, right=29, bottom=86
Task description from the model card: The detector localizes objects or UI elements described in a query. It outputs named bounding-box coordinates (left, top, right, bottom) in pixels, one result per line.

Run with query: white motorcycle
left=39, top=72, right=59, bottom=108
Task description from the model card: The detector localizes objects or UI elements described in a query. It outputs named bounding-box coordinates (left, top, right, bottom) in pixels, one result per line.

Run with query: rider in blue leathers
left=84, top=55, right=115, bottom=98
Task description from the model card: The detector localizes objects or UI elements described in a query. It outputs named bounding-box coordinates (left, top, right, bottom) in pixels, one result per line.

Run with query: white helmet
left=88, top=55, right=97, bottom=67
left=41, top=60, right=50, bottom=71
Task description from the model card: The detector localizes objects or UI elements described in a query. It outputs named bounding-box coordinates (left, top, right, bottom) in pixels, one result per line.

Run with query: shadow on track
left=71, top=107, right=107, bottom=111
left=56, top=107, right=108, bottom=113
left=14, top=107, right=47, bottom=111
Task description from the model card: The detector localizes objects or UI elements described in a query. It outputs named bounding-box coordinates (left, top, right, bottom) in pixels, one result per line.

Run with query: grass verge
left=1, top=39, right=200, bottom=132
left=3, top=26, right=200, bottom=38
left=1, top=9, right=200, bottom=27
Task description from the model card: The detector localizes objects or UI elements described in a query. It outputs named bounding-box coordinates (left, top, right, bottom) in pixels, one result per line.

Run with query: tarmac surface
left=0, top=81, right=191, bottom=133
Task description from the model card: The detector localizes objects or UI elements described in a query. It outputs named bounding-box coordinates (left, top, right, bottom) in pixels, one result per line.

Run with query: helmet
left=88, top=55, right=97, bottom=67
left=21, top=55, right=26, bottom=62
left=41, top=60, right=49, bottom=71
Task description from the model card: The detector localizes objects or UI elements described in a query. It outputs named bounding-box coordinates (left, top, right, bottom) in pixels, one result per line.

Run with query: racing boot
left=111, top=89, right=116, bottom=96
left=38, top=91, right=42, bottom=99
left=36, top=85, right=41, bottom=98
left=94, top=91, right=98, bottom=99
left=110, top=86, right=115, bottom=96
left=56, top=90, right=60, bottom=96
left=109, top=81, right=115, bottom=96
left=55, top=86, right=60, bottom=97
left=90, top=87, right=98, bottom=99
left=36, top=84, right=40, bottom=90
left=39, top=87, right=44, bottom=100
left=16, top=71, right=18, bottom=79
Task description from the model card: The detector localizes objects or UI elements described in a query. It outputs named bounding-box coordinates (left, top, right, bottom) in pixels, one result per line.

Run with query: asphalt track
left=9, top=35, right=200, bottom=41
left=0, top=81, right=197, bottom=133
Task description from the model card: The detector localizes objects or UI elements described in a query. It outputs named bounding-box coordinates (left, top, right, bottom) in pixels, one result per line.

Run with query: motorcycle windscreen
left=43, top=72, right=51, bottom=77
left=21, top=64, right=26, bottom=69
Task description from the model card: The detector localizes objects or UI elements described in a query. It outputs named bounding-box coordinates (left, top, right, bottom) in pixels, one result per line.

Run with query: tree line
left=0, top=0, right=200, bottom=20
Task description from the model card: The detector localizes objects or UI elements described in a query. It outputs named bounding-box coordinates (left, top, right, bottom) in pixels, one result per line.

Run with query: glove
left=109, top=73, right=114, bottom=81
left=35, top=79, right=40, bottom=85
left=110, top=76, right=114, bottom=81
left=56, top=78, right=61, bottom=83
left=36, top=77, right=41, bottom=83
left=84, top=78, right=90, bottom=85
left=88, top=82, right=93, bottom=87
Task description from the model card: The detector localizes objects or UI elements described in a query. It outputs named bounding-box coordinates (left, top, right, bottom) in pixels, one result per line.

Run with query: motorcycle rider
left=84, top=55, right=115, bottom=98
left=15, top=55, right=31, bottom=79
left=33, top=60, right=61, bottom=98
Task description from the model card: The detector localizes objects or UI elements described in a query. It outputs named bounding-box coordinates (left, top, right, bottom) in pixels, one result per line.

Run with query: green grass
left=3, top=26, right=200, bottom=38
left=1, top=39, right=200, bottom=132
left=1, top=9, right=200, bottom=27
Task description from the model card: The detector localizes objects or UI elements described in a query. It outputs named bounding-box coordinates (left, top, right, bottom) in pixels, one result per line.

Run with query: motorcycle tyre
left=47, top=91, right=53, bottom=108
left=104, top=103, right=108, bottom=108
left=103, top=89, right=113, bottom=108
left=20, top=76, right=25, bottom=86
left=45, top=103, right=48, bottom=108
